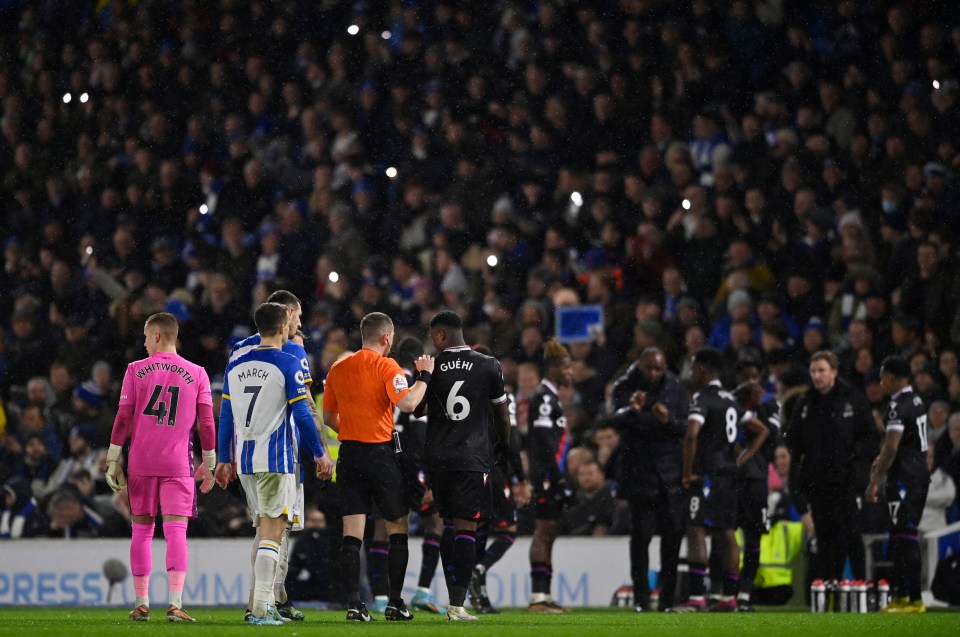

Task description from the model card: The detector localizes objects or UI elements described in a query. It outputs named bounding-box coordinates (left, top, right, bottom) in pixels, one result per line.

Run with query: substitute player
left=420, top=311, right=511, bottom=621
left=731, top=359, right=781, bottom=611
left=866, top=356, right=930, bottom=613
left=105, top=312, right=216, bottom=623
left=527, top=338, right=575, bottom=613
left=215, top=302, right=333, bottom=625
left=677, top=348, right=768, bottom=612
left=229, top=290, right=321, bottom=622
left=323, top=312, right=432, bottom=622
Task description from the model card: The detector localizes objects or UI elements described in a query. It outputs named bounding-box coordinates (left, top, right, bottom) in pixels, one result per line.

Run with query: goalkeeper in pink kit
left=105, top=312, right=217, bottom=622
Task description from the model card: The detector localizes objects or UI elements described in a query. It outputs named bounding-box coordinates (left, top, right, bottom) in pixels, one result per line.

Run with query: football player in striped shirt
left=229, top=290, right=322, bottom=622
left=215, top=302, right=334, bottom=625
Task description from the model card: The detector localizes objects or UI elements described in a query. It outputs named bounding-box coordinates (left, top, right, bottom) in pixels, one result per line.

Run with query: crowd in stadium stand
left=1, top=0, right=960, bottom=555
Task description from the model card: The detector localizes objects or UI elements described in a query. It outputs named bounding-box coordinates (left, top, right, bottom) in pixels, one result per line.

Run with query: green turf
left=0, top=607, right=956, bottom=637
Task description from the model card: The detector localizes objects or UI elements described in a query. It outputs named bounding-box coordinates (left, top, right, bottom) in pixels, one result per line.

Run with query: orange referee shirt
left=323, top=348, right=410, bottom=443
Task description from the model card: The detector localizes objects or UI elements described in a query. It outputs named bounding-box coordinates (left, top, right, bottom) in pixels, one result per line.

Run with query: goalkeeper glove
left=105, top=444, right=126, bottom=493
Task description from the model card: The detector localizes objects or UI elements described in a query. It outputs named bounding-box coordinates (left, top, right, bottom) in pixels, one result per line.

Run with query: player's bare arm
left=305, top=390, right=331, bottom=456
left=866, top=428, right=903, bottom=503
left=681, top=418, right=701, bottom=488
left=492, top=400, right=511, bottom=449
left=735, top=416, right=769, bottom=468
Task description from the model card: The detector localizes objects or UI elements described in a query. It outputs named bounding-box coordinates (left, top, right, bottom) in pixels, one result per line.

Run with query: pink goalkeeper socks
left=163, top=521, right=189, bottom=575
left=131, top=523, right=154, bottom=601
left=131, top=523, right=154, bottom=578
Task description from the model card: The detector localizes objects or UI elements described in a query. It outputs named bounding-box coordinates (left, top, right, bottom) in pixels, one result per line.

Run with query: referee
left=322, top=312, right=433, bottom=622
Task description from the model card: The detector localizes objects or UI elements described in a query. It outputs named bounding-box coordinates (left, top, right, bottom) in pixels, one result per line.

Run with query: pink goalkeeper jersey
left=116, top=352, right=212, bottom=477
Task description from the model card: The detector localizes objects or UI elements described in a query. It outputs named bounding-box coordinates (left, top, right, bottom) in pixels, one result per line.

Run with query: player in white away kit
left=228, top=290, right=322, bottom=622
left=104, top=312, right=217, bottom=623
left=215, top=302, right=334, bottom=625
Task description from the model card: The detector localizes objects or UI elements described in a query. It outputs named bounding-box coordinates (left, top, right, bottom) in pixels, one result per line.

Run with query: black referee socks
left=388, top=533, right=409, bottom=602
left=341, top=535, right=363, bottom=603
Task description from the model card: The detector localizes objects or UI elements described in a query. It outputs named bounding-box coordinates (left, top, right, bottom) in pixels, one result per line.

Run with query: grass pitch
left=0, top=607, right=956, bottom=637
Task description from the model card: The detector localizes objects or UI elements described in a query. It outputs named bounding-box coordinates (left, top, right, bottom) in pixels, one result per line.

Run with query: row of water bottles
left=810, top=579, right=890, bottom=612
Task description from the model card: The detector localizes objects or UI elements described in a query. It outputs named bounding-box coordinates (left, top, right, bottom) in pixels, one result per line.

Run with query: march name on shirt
left=134, top=361, right=196, bottom=384
left=236, top=367, right=271, bottom=382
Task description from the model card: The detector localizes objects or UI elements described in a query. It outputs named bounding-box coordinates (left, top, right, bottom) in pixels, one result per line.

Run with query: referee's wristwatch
left=414, top=370, right=431, bottom=384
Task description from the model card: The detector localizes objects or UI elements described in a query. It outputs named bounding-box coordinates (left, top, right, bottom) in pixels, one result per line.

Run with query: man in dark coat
left=610, top=347, right=688, bottom=611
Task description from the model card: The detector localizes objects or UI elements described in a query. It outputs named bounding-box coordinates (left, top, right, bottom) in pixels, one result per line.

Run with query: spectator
left=43, top=424, right=101, bottom=499
left=16, top=433, right=59, bottom=499
left=920, top=449, right=956, bottom=534
left=46, top=487, right=125, bottom=539
left=935, top=413, right=960, bottom=495
left=592, top=422, right=621, bottom=482
left=13, top=404, right=64, bottom=462
left=560, top=460, right=625, bottom=537
left=927, top=401, right=952, bottom=447
left=286, top=508, right=334, bottom=603
left=0, top=476, right=48, bottom=539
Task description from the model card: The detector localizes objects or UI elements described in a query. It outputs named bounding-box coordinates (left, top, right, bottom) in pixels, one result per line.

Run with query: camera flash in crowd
left=486, top=255, right=498, bottom=268
left=385, top=166, right=398, bottom=179
left=933, top=80, right=941, bottom=90
left=329, top=271, right=340, bottom=283
left=381, top=31, right=391, bottom=40
left=80, top=92, right=89, bottom=103
left=199, top=204, right=209, bottom=215
left=347, top=24, right=359, bottom=35
left=570, top=191, right=583, bottom=207
left=682, top=199, right=691, bottom=210
left=63, top=93, right=71, bottom=104
left=85, top=246, right=94, bottom=255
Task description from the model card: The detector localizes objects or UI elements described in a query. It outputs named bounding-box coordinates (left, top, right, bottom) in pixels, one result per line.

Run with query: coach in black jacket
left=786, top=350, right=880, bottom=584
left=611, top=347, right=688, bottom=612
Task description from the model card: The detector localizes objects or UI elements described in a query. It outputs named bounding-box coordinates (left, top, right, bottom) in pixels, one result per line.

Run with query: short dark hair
left=692, top=347, right=724, bottom=374
left=734, top=357, right=762, bottom=374
left=145, top=312, right=179, bottom=341
left=266, top=289, right=301, bottom=309
left=254, top=302, right=289, bottom=336
left=809, top=350, right=839, bottom=369
left=880, top=355, right=911, bottom=379
left=394, top=336, right=424, bottom=369
left=360, top=312, right=394, bottom=344
left=429, top=310, right=463, bottom=331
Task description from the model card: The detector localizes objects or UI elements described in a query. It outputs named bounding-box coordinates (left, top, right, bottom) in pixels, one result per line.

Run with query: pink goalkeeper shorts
left=127, top=475, right=197, bottom=518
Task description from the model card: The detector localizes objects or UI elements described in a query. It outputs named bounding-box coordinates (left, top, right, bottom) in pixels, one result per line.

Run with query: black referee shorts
left=337, top=441, right=407, bottom=522
left=428, top=469, right=487, bottom=522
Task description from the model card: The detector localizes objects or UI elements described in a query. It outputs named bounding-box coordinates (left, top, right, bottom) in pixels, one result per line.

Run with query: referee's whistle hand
left=415, top=355, right=435, bottom=372
left=317, top=454, right=335, bottom=480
